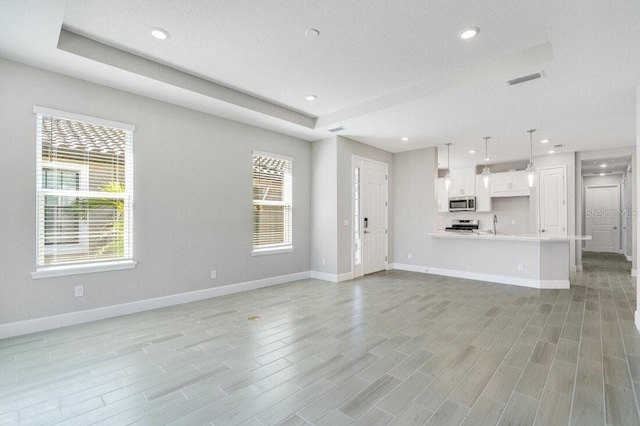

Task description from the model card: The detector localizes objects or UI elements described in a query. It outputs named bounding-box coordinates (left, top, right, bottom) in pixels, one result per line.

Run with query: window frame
left=41, top=161, right=90, bottom=256
left=251, top=150, right=294, bottom=256
left=31, top=107, right=136, bottom=279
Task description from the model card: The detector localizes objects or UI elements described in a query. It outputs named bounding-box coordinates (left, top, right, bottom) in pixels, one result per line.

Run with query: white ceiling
left=1, top=0, right=639, bottom=168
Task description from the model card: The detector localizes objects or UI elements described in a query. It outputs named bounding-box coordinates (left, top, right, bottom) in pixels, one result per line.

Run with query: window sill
left=252, top=246, right=294, bottom=256
left=32, top=260, right=137, bottom=279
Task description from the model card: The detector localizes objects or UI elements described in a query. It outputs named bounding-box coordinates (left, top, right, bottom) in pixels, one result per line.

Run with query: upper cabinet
left=475, top=175, right=492, bottom=212
left=450, top=167, right=476, bottom=197
left=490, top=171, right=530, bottom=197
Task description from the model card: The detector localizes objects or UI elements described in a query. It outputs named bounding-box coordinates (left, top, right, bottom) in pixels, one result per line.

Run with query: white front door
left=358, top=158, right=388, bottom=275
left=585, top=185, right=620, bottom=253
left=538, top=167, right=567, bottom=236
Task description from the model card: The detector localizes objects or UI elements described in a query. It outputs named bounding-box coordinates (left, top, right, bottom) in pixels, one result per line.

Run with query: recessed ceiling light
left=484, top=157, right=490, bottom=162
left=150, top=27, right=169, bottom=40
left=459, top=27, right=479, bottom=40
left=548, top=150, right=556, bottom=154
left=540, top=139, right=550, bottom=144
left=304, top=94, right=317, bottom=101
left=401, top=137, right=410, bottom=141
left=468, top=150, right=476, bottom=154
left=305, top=28, right=320, bottom=38
left=600, top=163, right=607, bottom=168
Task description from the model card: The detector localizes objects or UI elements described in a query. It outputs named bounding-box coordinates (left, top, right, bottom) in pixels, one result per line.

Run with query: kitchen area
left=427, top=160, right=590, bottom=289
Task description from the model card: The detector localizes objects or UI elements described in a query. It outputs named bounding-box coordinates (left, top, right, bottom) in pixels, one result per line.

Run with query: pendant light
left=481, top=136, right=491, bottom=189
left=525, top=129, right=537, bottom=187
left=444, top=143, right=453, bottom=191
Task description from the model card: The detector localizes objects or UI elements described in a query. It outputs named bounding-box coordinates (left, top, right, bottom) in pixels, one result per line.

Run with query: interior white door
left=538, top=167, right=566, bottom=236
left=362, top=159, right=388, bottom=275
left=585, top=185, right=620, bottom=252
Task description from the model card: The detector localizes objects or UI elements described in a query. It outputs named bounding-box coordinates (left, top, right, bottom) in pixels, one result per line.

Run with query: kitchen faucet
left=492, top=214, right=498, bottom=235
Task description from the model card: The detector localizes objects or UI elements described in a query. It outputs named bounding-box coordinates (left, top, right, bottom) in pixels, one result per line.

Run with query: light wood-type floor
left=1, top=252, right=639, bottom=425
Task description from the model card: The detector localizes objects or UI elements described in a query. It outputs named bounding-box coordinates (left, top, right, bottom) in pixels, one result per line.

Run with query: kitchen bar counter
left=393, top=232, right=591, bottom=290
left=428, top=231, right=591, bottom=242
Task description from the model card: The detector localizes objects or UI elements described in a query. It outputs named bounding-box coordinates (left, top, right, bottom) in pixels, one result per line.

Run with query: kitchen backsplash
left=437, top=196, right=533, bottom=234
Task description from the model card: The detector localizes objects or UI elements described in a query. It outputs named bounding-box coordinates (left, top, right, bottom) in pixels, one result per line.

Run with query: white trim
left=251, top=246, right=294, bottom=256
left=627, top=255, right=633, bottom=262
left=33, top=106, right=135, bottom=132
left=570, top=265, right=576, bottom=272
left=310, top=271, right=339, bottom=282
left=252, top=149, right=293, bottom=163
left=636, top=311, right=640, bottom=331
left=632, top=269, right=637, bottom=277
left=576, top=264, right=583, bottom=272
left=390, top=263, right=569, bottom=289
left=2, top=271, right=311, bottom=339
left=337, top=272, right=353, bottom=282
left=32, top=260, right=137, bottom=279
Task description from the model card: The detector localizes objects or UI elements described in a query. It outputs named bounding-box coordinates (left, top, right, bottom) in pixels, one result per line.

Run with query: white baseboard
left=310, top=271, right=353, bottom=283
left=576, top=265, right=583, bottom=272
left=391, top=263, right=569, bottom=289
left=636, top=311, right=640, bottom=331
left=310, top=271, right=338, bottom=282
left=0, top=271, right=311, bottom=339
left=337, top=272, right=353, bottom=282
left=570, top=265, right=576, bottom=272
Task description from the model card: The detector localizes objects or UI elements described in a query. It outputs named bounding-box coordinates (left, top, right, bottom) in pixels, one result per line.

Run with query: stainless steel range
left=444, top=219, right=479, bottom=234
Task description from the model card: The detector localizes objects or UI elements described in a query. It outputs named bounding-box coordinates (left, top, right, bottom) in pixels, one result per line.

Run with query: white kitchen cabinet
left=475, top=175, right=492, bottom=212
left=490, top=171, right=529, bottom=197
left=437, top=177, right=449, bottom=213
left=450, top=167, right=476, bottom=197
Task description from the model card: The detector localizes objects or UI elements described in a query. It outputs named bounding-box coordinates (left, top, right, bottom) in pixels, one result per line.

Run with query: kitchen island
left=408, top=232, right=592, bottom=289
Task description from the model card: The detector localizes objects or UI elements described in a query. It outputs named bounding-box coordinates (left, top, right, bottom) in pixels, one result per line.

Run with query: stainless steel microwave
left=449, top=196, right=476, bottom=212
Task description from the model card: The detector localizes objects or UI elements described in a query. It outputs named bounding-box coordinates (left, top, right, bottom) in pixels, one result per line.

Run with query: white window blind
left=35, top=108, right=134, bottom=268
left=252, top=151, right=293, bottom=253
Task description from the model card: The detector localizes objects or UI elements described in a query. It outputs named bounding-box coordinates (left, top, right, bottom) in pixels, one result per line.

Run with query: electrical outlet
left=74, top=286, right=84, bottom=297
left=408, top=253, right=412, bottom=259
left=322, top=258, right=326, bottom=266
left=517, top=263, right=523, bottom=271
left=211, top=270, right=217, bottom=279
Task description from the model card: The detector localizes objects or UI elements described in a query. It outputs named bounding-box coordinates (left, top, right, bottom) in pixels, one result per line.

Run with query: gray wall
left=392, top=148, right=438, bottom=266
left=0, top=59, right=311, bottom=325
left=310, top=137, right=338, bottom=274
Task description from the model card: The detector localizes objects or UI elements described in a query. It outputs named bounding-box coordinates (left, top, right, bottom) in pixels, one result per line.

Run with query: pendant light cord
left=527, top=129, right=536, bottom=163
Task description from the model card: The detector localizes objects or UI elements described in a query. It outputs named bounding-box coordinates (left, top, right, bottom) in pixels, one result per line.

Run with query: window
left=252, top=151, right=293, bottom=254
left=33, top=107, right=135, bottom=277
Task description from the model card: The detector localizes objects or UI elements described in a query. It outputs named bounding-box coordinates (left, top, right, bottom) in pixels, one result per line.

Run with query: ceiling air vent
left=328, top=126, right=347, bottom=133
left=506, top=71, right=544, bottom=86
left=553, top=144, right=564, bottom=149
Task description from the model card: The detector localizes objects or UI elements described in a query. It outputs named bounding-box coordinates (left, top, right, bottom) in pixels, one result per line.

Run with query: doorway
left=585, top=184, right=621, bottom=253
left=353, top=156, right=388, bottom=278
left=538, top=166, right=567, bottom=236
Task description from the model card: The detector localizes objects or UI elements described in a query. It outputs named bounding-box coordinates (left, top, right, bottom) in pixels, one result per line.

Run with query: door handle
left=540, top=229, right=546, bottom=232
left=613, top=227, right=618, bottom=230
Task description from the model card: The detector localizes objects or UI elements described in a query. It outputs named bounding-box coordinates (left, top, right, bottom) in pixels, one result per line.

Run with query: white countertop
left=429, top=231, right=591, bottom=242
